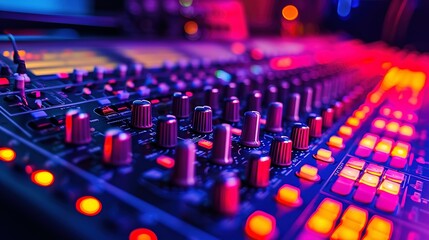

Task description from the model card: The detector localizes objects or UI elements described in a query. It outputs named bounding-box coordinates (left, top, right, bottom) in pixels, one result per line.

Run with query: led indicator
left=0, top=148, right=16, bottom=162
left=31, top=170, right=54, bottom=187
left=76, top=196, right=102, bottom=216
left=129, top=228, right=158, bottom=240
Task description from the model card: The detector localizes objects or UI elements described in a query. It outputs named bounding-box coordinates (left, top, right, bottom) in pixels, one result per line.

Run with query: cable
left=5, top=33, right=21, bottom=64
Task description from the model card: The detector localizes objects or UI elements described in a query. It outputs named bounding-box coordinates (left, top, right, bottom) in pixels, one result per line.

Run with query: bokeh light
left=282, top=5, right=299, bottom=21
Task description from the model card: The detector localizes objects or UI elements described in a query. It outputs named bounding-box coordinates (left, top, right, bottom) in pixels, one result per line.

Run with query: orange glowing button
left=365, top=215, right=393, bottom=239
left=338, top=126, right=353, bottom=137
left=359, top=134, right=378, bottom=150
left=318, top=198, right=342, bottom=220
left=129, top=228, right=158, bottom=240
left=231, top=128, right=242, bottom=136
left=341, top=206, right=368, bottom=230
left=198, top=139, right=213, bottom=149
left=346, top=117, right=360, bottom=128
left=297, top=164, right=320, bottom=181
left=184, top=21, right=198, bottom=35
left=361, top=105, right=371, bottom=114
left=380, top=107, right=391, bottom=116
left=346, top=158, right=365, bottom=170
left=282, top=5, right=299, bottom=21
left=76, top=196, right=102, bottom=216
left=31, top=170, right=54, bottom=187
left=375, top=138, right=393, bottom=154
left=391, top=142, right=410, bottom=159
left=276, top=184, right=302, bottom=207
left=365, top=164, right=384, bottom=176
left=339, top=166, right=360, bottom=181
left=327, top=136, right=344, bottom=148
left=0, top=147, right=16, bottom=162
left=314, top=148, right=334, bottom=163
left=386, top=121, right=400, bottom=134
left=331, top=224, right=360, bottom=240
left=372, top=119, right=386, bottom=130
left=354, top=111, right=366, bottom=120
left=307, top=214, right=334, bottom=235
left=399, top=125, right=414, bottom=137
left=359, top=173, right=380, bottom=187
left=156, top=155, right=175, bottom=169
left=245, top=211, right=276, bottom=240
left=392, top=111, right=402, bottom=120
left=378, top=180, right=400, bottom=195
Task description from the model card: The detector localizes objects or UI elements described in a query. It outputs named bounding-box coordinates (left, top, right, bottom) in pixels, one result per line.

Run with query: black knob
left=264, top=85, right=278, bottom=105
left=286, top=93, right=300, bottom=122
left=269, top=136, right=292, bottom=167
left=131, top=100, right=153, bottom=129
left=223, top=97, right=240, bottom=123
left=172, top=140, right=196, bottom=187
left=240, top=111, right=261, bottom=147
left=205, top=88, right=220, bottom=111
left=313, top=83, right=322, bottom=108
left=301, top=87, right=313, bottom=113
left=212, top=124, right=233, bottom=165
left=247, top=91, right=262, bottom=112
left=246, top=151, right=271, bottom=187
left=212, top=172, right=240, bottom=215
left=103, top=128, right=132, bottom=166
left=291, top=123, right=310, bottom=150
left=65, top=109, right=91, bottom=145
left=321, top=107, right=334, bottom=128
left=224, top=82, right=237, bottom=98
left=265, top=102, right=283, bottom=133
left=192, top=106, right=213, bottom=133
left=172, top=92, right=190, bottom=118
left=156, top=115, right=178, bottom=148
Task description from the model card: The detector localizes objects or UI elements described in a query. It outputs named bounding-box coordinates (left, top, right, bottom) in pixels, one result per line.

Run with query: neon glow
left=31, top=170, right=55, bottom=187
left=129, top=228, right=158, bottom=240
left=282, top=5, right=299, bottom=21
left=76, top=196, right=102, bottom=216
left=0, top=148, right=16, bottom=162
left=245, top=211, right=276, bottom=239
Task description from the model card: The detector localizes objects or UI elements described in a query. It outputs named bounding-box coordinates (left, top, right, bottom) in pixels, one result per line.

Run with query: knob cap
left=213, top=172, right=240, bottom=215
left=286, top=93, right=300, bottom=122
left=246, top=151, right=271, bottom=187
left=333, top=101, right=344, bottom=120
left=93, top=66, right=104, bottom=81
left=131, top=100, right=153, bottom=129
left=321, top=107, right=334, bottom=128
left=223, top=97, right=240, bottom=123
left=156, top=115, right=178, bottom=148
left=172, top=92, right=190, bottom=118
left=307, top=113, right=322, bottom=138
left=240, top=111, right=261, bottom=147
left=278, top=81, right=290, bottom=104
left=192, top=106, right=213, bottom=133
left=247, top=91, right=262, bottom=112
left=265, top=102, right=283, bottom=133
left=313, top=83, right=322, bottom=108
left=264, top=85, right=278, bottom=105
left=224, top=82, right=237, bottom=98
left=212, top=124, right=233, bottom=165
left=301, top=87, right=313, bottom=113
left=269, top=136, right=292, bottom=167
left=65, top=109, right=91, bottom=144
left=172, top=140, right=196, bottom=187
left=103, top=128, right=132, bottom=165
left=238, top=79, right=251, bottom=100
left=291, top=123, right=310, bottom=150
left=205, top=88, right=220, bottom=111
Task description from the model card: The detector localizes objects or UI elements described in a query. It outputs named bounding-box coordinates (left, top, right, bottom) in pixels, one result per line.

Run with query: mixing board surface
left=0, top=37, right=428, bottom=240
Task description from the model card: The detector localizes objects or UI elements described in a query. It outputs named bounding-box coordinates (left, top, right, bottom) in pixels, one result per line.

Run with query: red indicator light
left=31, top=170, right=55, bottom=187
left=129, top=228, right=158, bottom=240
left=76, top=196, right=102, bottom=216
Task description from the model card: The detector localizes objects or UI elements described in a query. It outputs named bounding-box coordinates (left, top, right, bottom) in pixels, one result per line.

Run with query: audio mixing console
left=0, top=37, right=428, bottom=240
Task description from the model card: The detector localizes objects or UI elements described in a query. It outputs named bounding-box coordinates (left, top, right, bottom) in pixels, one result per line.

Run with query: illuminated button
left=391, top=142, right=409, bottom=159
left=327, top=136, right=344, bottom=148
left=198, top=139, right=213, bottom=149
left=0, top=147, right=16, bottom=162
left=375, top=192, right=398, bottom=213
left=384, top=170, right=404, bottom=183
left=372, top=118, right=386, bottom=130
left=339, top=166, right=360, bottom=181
left=129, top=228, right=158, bottom=240
left=259, top=118, right=266, bottom=125
left=313, top=148, right=334, bottom=163
left=375, top=138, right=393, bottom=154
left=331, top=177, right=354, bottom=196
left=156, top=155, right=175, bottom=169
left=76, top=196, right=102, bottom=216
left=306, top=198, right=342, bottom=235
left=346, top=117, right=360, bottom=128
left=231, top=128, right=242, bottom=136
left=338, top=125, right=352, bottom=137
left=378, top=180, right=400, bottom=195
left=365, top=164, right=384, bottom=176
left=331, top=224, right=360, bottom=240
left=307, top=214, right=335, bottom=235
left=318, top=198, right=342, bottom=219
left=359, top=173, right=379, bottom=187
left=296, top=164, right=320, bottom=181
left=276, top=184, right=302, bottom=207
left=380, top=107, right=391, bottom=116
left=354, top=111, right=366, bottom=120
left=341, top=206, right=368, bottom=230
left=245, top=211, right=276, bottom=240
left=359, top=134, right=378, bottom=150
left=346, top=158, right=365, bottom=170
left=386, top=121, right=400, bottom=134
left=392, top=110, right=402, bottom=120
left=31, top=170, right=54, bottom=187
left=353, top=184, right=376, bottom=204
left=365, top=216, right=393, bottom=240
left=399, top=125, right=414, bottom=138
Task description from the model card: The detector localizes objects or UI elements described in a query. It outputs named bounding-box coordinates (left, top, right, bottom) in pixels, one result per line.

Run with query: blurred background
left=0, top=0, right=428, bottom=50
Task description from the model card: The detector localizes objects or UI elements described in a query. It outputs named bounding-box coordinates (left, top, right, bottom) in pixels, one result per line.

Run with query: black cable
left=5, top=33, right=21, bottom=64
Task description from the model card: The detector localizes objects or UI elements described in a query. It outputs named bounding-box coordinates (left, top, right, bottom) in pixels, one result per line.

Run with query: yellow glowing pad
left=339, top=126, right=353, bottom=137
left=378, top=180, right=400, bottom=195
left=31, top=170, right=55, bottom=187
left=346, top=158, right=365, bottom=170
left=392, top=110, right=402, bottom=119
left=375, top=139, right=393, bottom=154
left=372, top=119, right=386, bottom=129
left=276, top=184, right=302, bottom=207
left=76, top=196, right=102, bottom=216
left=314, top=148, right=333, bottom=162
left=328, top=136, right=344, bottom=148
left=341, top=206, right=368, bottom=231
left=365, top=164, right=384, bottom=176
left=245, top=211, right=275, bottom=239
left=331, top=224, right=360, bottom=240
left=347, top=117, right=360, bottom=127
left=297, top=164, right=319, bottom=181
left=354, top=111, right=366, bottom=120
left=318, top=198, right=342, bottom=219
left=391, top=143, right=409, bottom=158
left=386, top=121, right=400, bottom=133
left=307, top=214, right=334, bottom=235
left=359, top=134, right=378, bottom=149
left=399, top=125, right=414, bottom=137
left=339, top=166, right=360, bottom=181
left=0, top=148, right=16, bottom=162
left=366, top=215, right=393, bottom=238
left=359, top=173, right=380, bottom=187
